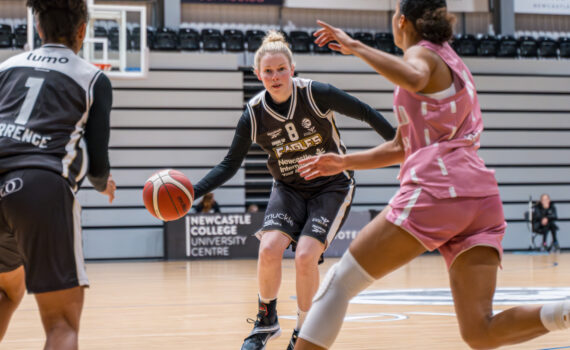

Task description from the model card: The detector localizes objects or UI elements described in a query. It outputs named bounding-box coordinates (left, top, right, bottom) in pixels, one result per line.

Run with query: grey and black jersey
left=0, top=44, right=112, bottom=192
left=248, top=78, right=352, bottom=190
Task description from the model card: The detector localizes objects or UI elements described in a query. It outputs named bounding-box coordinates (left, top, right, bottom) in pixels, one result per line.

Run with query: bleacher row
left=1, top=20, right=570, bottom=58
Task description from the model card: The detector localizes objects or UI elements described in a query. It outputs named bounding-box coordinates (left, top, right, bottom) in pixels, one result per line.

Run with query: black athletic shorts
left=258, top=178, right=355, bottom=249
left=0, top=169, right=89, bottom=293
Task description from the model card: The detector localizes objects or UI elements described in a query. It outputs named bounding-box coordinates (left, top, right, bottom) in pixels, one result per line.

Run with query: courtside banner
left=164, top=211, right=371, bottom=260
left=181, top=0, right=283, bottom=4
left=515, top=0, right=570, bottom=14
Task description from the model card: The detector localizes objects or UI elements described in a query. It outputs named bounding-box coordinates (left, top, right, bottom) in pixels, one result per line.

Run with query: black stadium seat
left=537, top=37, right=558, bottom=58
left=153, top=27, right=178, bottom=50
left=224, top=29, right=244, bottom=52
left=375, top=32, right=395, bottom=53
left=353, top=31, right=375, bottom=47
left=477, top=34, right=498, bottom=57
left=246, top=29, right=265, bottom=52
left=14, top=24, right=27, bottom=48
left=179, top=28, right=200, bottom=51
left=201, top=28, right=223, bottom=51
left=518, top=36, right=538, bottom=58
left=289, top=30, right=310, bottom=53
left=0, top=24, right=12, bottom=48
left=558, top=37, right=570, bottom=58
left=453, top=34, right=478, bottom=56
left=497, top=35, right=518, bottom=57
left=93, top=25, right=107, bottom=50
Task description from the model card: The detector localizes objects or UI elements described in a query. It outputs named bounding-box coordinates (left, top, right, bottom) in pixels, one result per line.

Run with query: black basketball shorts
left=0, top=169, right=89, bottom=293
left=258, top=179, right=355, bottom=248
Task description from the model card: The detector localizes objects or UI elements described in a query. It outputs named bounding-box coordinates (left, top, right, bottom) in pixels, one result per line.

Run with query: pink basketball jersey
left=393, top=40, right=499, bottom=199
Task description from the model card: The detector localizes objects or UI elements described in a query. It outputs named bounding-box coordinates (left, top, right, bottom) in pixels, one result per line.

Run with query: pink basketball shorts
left=385, top=187, right=506, bottom=269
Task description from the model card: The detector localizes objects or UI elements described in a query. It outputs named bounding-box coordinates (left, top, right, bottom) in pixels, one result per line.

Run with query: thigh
left=260, top=182, right=307, bottom=242
left=349, top=206, right=427, bottom=279
left=303, top=182, right=354, bottom=248
left=448, top=246, right=499, bottom=332
left=35, top=286, right=85, bottom=331
left=0, top=173, right=24, bottom=273
left=2, top=169, right=88, bottom=294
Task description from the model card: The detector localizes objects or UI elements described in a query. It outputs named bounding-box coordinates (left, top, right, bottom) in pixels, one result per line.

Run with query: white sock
left=296, top=309, right=307, bottom=330
left=259, top=294, right=275, bottom=304
left=540, top=301, right=570, bottom=331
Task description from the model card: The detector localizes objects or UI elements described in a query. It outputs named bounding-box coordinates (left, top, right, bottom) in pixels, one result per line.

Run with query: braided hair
left=27, top=0, right=88, bottom=48
left=400, top=0, right=455, bottom=44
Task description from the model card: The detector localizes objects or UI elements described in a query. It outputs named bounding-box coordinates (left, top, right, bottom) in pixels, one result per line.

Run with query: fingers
left=316, top=20, right=333, bottom=31
left=328, top=43, right=343, bottom=52
left=298, top=156, right=317, bottom=165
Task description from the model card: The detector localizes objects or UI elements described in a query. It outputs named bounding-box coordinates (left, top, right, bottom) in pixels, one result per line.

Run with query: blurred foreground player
left=295, top=1, right=570, bottom=349
left=0, top=0, right=115, bottom=348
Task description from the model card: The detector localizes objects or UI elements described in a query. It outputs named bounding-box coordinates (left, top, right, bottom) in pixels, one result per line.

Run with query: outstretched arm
left=192, top=112, right=252, bottom=199
left=313, top=20, right=432, bottom=93
left=310, top=81, right=395, bottom=141
left=298, top=128, right=404, bottom=180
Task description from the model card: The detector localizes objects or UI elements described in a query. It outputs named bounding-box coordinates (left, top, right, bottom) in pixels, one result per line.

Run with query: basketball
left=143, top=169, right=194, bottom=221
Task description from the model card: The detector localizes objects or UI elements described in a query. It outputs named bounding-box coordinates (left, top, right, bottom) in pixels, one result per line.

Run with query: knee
left=258, top=242, right=284, bottom=265
left=294, top=249, right=320, bottom=272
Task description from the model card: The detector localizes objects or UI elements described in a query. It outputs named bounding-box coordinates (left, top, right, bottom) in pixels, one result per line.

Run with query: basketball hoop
left=93, top=63, right=112, bottom=72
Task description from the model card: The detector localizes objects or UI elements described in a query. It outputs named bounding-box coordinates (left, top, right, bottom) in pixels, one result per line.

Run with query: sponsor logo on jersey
left=273, top=134, right=323, bottom=158
left=0, top=178, right=23, bottom=198
left=267, top=128, right=283, bottom=139
left=301, top=118, right=316, bottom=134
left=264, top=213, right=295, bottom=227
left=27, top=53, right=69, bottom=65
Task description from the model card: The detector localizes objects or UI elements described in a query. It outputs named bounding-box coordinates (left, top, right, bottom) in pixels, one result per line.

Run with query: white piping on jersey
left=62, top=70, right=101, bottom=182
left=448, top=127, right=457, bottom=140
left=261, top=80, right=297, bottom=122
left=410, top=167, right=419, bottom=183
left=306, top=80, right=329, bottom=118
left=449, top=186, right=457, bottom=198
left=247, top=103, right=257, bottom=143
left=394, top=187, right=422, bottom=226
left=424, top=128, right=431, bottom=145
left=437, top=157, right=448, bottom=176
left=70, top=187, right=89, bottom=287
left=326, top=179, right=355, bottom=248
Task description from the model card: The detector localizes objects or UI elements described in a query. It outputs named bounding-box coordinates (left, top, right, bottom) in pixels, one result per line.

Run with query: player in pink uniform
left=294, top=1, right=570, bottom=349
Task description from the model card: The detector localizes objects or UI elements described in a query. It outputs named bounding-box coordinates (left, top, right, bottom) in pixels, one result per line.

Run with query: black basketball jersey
left=0, top=44, right=103, bottom=191
left=247, top=78, right=352, bottom=190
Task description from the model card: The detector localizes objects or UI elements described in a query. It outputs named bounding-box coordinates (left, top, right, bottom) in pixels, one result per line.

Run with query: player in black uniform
left=191, top=31, right=395, bottom=350
left=0, top=1, right=115, bottom=348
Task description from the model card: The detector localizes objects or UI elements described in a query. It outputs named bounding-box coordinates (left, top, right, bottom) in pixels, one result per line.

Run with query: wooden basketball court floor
left=4, top=252, right=570, bottom=349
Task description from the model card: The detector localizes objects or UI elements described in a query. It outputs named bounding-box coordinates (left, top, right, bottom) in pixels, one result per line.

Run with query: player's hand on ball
left=102, top=174, right=116, bottom=203
left=298, top=153, right=346, bottom=180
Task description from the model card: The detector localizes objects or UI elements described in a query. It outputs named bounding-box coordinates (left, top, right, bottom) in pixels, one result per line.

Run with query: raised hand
left=298, top=153, right=346, bottom=180
left=313, top=20, right=358, bottom=55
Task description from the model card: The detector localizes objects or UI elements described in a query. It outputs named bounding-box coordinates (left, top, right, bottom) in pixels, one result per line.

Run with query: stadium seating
left=201, top=28, right=223, bottom=51
left=353, top=31, right=375, bottom=48
left=477, top=34, right=498, bottom=57
left=289, top=30, right=311, bottom=53
left=497, top=35, right=518, bottom=57
left=518, top=36, right=538, bottom=58
left=223, top=29, right=244, bottom=52
left=537, top=37, right=558, bottom=58
left=246, top=29, right=265, bottom=52
left=179, top=28, right=200, bottom=51
left=153, top=27, right=178, bottom=51
left=311, top=30, right=332, bottom=54
left=452, top=34, right=478, bottom=56
left=0, top=24, right=11, bottom=48
left=559, top=37, right=570, bottom=58
left=375, top=32, right=395, bottom=53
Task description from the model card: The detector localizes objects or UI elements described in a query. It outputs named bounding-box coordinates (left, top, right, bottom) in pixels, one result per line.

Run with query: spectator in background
left=194, top=192, right=221, bottom=213
left=533, top=193, right=559, bottom=252
left=247, top=204, right=259, bottom=213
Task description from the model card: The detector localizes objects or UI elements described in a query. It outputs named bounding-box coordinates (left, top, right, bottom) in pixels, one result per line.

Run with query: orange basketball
left=143, top=169, right=194, bottom=221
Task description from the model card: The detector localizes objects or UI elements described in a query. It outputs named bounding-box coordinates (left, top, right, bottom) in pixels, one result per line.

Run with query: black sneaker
left=286, top=328, right=299, bottom=350
left=241, top=299, right=281, bottom=350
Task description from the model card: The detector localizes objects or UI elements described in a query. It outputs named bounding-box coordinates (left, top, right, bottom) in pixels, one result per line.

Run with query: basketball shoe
left=241, top=298, right=281, bottom=350
left=286, top=328, right=299, bottom=350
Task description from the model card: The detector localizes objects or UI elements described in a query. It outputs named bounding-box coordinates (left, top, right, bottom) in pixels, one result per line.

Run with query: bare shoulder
left=404, top=45, right=440, bottom=67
